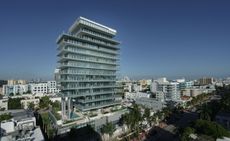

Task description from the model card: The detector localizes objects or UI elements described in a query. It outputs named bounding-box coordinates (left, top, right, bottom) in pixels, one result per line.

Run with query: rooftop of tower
left=68, top=16, right=117, bottom=36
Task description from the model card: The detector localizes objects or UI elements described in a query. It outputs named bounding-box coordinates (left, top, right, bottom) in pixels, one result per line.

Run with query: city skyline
left=1, top=0, right=230, bottom=80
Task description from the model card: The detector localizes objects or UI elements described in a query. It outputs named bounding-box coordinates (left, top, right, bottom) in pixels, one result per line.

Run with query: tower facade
left=57, top=17, right=120, bottom=119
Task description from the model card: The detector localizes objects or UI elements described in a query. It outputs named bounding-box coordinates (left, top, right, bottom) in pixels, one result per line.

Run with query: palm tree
left=150, top=114, right=157, bottom=126
left=122, top=104, right=142, bottom=140
left=198, top=103, right=212, bottom=121
left=42, top=113, right=49, bottom=133
left=101, top=122, right=115, bottom=141
left=143, top=107, right=151, bottom=127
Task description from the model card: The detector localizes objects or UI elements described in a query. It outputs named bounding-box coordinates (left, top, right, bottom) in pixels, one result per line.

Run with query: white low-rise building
left=3, top=81, right=59, bottom=96
left=181, top=86, right=215, bottom=97
left=0, top=98, right=8, bottom=110
left=135, top=97, right=165, bottom=112
left=0, top=110, right=44, bottom=141
left=3, top=84, right=29, bottom=96
left=125, top=92, right=150, bottom=100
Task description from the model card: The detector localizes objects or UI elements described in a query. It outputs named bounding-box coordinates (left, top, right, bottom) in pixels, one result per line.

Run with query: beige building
left=198, top=77, right=214, bottom=85
left=7, top=80, right=27, bottom=85
left=0, top=87, right=3, bottom=95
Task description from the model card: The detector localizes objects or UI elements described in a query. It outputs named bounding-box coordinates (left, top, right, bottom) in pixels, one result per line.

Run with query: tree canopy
left=101, top=122, right=115, bottom=137
left=194, top=119, right=230, bottom=139
left=8, top=98, right=23, bottom=109
left=0, top=113, right=12, bottom=122
left=39, top=96, right=50, bottom=109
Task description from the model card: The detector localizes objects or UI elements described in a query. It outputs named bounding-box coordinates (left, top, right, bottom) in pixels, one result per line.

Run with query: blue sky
left=0, top=0, right=230, bottom=80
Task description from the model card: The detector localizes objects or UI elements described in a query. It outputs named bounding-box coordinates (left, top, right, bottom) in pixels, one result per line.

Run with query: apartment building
left=57, top=17, right=121, bottom=119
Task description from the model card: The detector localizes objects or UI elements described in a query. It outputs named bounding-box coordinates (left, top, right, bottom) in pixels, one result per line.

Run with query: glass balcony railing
left=60, top=79, right=116, bottom=82
left=79, top=29, right=119, bottom=45
left=60, top=56, right=117, bottom=65
left=60, top=48, right=119, bottom=60
left=66, top=90, right=116, bottom=97
left=60, top=72, right=116, bottom=76
left=61, top=39, right=119, bottom=54
left=75, top=100, right=121, bottom=111
left=69, top=33, right=118, bottom=49
left=78, top=96, right=114, bottom=103
left=62, top=85, right=120, bottom=90
left=59, top=63, right=118, bottom=71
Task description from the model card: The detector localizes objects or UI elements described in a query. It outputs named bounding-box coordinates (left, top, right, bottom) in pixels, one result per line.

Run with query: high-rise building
left=198, top=77, right=214, bottom=85
left=57, top=17, right=120, bottom=120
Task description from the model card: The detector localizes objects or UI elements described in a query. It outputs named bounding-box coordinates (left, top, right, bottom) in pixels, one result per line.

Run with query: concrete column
left=61, top=97, right=65, bottom=120
left=68, top=98, right=71, bottom=119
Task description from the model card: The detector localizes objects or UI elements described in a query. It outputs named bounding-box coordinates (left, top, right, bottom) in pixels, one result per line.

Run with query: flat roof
left=0, top=109, right=34, bottom=121
left=68, top=16, right=117, bottom=34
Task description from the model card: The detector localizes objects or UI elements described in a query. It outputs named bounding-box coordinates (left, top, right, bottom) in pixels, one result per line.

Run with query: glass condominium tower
left=57, top=17, right=120, bottom=120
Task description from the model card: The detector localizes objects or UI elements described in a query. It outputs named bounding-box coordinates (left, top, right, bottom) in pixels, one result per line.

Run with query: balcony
left=60, top=79, right=116, bottom=82
left=75, top=100, right=121, bottom=111
left=58, top=48, right=119, bottom=60
left=71, top=34, right=119, bottom=50
left=62, top=85, right=120, bottom=90
left=59, top=64, right=118, bottom=71
left=79, top=29, right=120, bottom=45
left=57, top=34, right=119, bottom=53
left=78, top=96, right=115, bottom=103
left=60, top=72, right=116, bottom=76
left=59, top=56, right=118, bottom=66
left=66, top=90, right=116, bottom=98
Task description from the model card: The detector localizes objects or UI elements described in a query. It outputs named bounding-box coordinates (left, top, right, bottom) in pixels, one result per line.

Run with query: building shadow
left=54, top=125, right=102, bottom=141
left=145, top=126, right=179, bottom=141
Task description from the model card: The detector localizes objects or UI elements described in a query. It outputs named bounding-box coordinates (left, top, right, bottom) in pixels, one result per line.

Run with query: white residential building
left=123, top=82, right=132, bottom=92
left=157, top=81, right=180, bottom=101
left=166, top=82, right=180, bottom=101
left=155, top=91, right=165, bottom=102
left=3, top=84, right=29, bottom=96
left=30, top=83, right=48, bottom=94
left=150, top=80, right=158, bottom=93
left=132, top=83, right=142, bottom=92
left=3, top=81, right=59, bottom=96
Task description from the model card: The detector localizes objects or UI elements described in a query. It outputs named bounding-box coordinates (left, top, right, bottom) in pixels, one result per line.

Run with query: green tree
left=122, top=104, right=142, bottom=140
left=0, top=113, right=13, bottom=122
left=39, top=96, right=50, bottom=109
left=51, top=101, right=61, bottom=111
left=150, top=114, right=157, bottom=126
left=101, top=122, right=115, bottom=140
left=220, top=93, right=230, bottom=112
left=8, top=98, right=23, bottom=109
left=194, top=119, right=230, bottom=139
left=162, top=107, right=172, bottom=119
left=180, top=127, right=195, bottom=141
left=41, top=113, right=50, bottom=133
left=143, top=107, right=151, bottom=126
left=28, top=102, right=35, bottom=110
left=198, top=103, right=212, bottom=121
left=9, top=93, right=14, bottom=96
